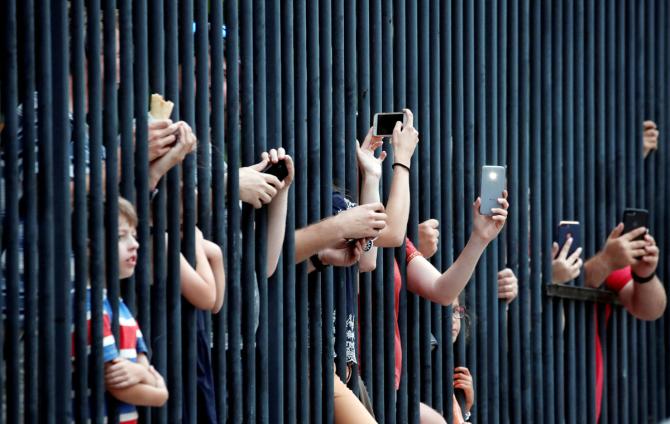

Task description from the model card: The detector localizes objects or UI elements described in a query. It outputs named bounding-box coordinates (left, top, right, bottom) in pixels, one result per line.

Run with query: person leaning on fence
left=71, top=197, right=168, bottom=423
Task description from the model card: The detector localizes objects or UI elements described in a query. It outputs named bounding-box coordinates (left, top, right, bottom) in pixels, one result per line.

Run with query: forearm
left=179, top=254, right=216, bottom=310
left=429, top=234, right=488, bottom=305
left=358, top=174, right=380, bottom=272
left=583, top=252, right=611, bottom=288
left=626, top=277, right=667, bottom=320
left=107, top=382, right=169, bottom=407
left=266, top=188, right=289, bottom=276
left=204, top=245, right=226, bottom=313
left=295, top=219, right=344, bottom=264
left=375, top=167, right=410, bottom=247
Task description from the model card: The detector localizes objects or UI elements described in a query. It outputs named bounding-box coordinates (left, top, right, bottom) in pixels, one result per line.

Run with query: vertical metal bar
left=551, top=0, right=566, bottom=420
left=15, top=0, right=38, bottom=420
left=573, top=0, right=589, bottom=422
left=539, top=0, right=553, bottom=422
left=224, top=0, right=243, bottom=420
left=332, top=0, right=347, bottom=387
left=209, top=0, right=226, bottom=419
left=417, top=0, right=432, bottom=413
left=148, top=2, right=169, bottom=422
left=86, top=0, right=106, bottom=420
left=439, top=0, right=454, bottom=420
left=251, top=0, right=270, bottom=421
left=427, top=0, right=443, bottom=416
left=584, top=4, right=597, bottom=421
left=624, top=2, right=638, bottom=420
left=485, top=0, right=501, bottom=420
left=356, top=0, right=373, bottom=406
left=369, top=0, right=385, bottom=418
left=474, top=0, right=489, bottom=417
left=2, top=0, right=20, bottom=421
left=318, top=0, right=334, bottom=421
left=405, top=0, right=421, bottom=421
left=267, top=0, right=284, bottom=420
left=240, top=0, right=258, bottom=419
left=306, top=0, right=323, bottom=420
left=463, top=5, right=477, bottom=414
left=507, top=1, right=522, bottom=420
left=280, top=0, right=297, bottom=421
left=52, top=0, right=72, bottom=415
left=293, top=0, right=310, bottom=421
left=102, top=1, right=121, bottom=422
left=451, top=0, right=469, bottom=421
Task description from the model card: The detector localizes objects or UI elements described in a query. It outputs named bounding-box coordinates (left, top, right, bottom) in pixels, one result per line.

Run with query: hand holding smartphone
left=622, top=208, right=649, bottom=241
left=556, top=221, right=581, bottom=257
left=479, top=165, right=506, bottom=215
left=261, top=160, right=289, bottom=181
left=373, top=112, right=407, bottom=136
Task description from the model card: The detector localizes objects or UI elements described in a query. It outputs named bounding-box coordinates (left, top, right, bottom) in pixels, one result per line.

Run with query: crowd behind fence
left=1, top=0, right=670, bottom=423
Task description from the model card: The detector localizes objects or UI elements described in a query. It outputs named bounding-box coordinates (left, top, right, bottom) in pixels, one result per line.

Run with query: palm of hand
left=473, top=213, right=502, bottom=242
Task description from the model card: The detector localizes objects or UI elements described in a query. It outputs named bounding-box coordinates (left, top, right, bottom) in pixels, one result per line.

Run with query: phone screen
left=374, top=112, right=405, bottom=136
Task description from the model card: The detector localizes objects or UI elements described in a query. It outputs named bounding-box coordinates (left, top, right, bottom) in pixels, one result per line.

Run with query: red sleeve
left=604, top=266, right=632, bottom=293
left=405, top=238, right=423, bottom=264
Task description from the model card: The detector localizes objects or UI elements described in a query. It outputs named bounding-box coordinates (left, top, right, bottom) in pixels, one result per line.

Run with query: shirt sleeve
left=102, top=312, right=120, bottom=363
left=405, top=238, right=423, bottom=264
left=604, top=266, right=632, bottom=293
left=135, top=326, right=149, bottom=356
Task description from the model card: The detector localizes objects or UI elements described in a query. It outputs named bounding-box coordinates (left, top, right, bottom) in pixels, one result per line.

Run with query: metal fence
left=1, top=0, right=669, bottom=423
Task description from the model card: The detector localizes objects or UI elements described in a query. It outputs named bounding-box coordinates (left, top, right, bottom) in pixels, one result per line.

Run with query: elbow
left=377, top=231, right=405, bottom=248
left=632, top=297, right=667, bottom=321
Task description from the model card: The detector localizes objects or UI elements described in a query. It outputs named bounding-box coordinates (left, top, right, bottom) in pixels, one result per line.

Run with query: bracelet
left=310, top=253, right=328, bottom=272
left=632, top=271, right=655, bottom=284
left=392, top=162, right=411, bottom=172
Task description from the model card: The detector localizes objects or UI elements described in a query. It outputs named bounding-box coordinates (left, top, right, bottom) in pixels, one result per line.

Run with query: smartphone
left=556, top=221, right=581, bottom=257
left=373, top=112, right=406, bottom=137
left=262, top=160, right=289, bottom=181
left=622, top=208, right=648, bottom=241
left=479, top=165, right=506, bottom=216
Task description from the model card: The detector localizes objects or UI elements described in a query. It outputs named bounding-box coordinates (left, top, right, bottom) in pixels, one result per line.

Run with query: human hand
left=454, top=367, right=475, bottom=411
left=599, top=223, right=648, bottom=271
left=389, top=108, right=419, bottom=168
left=631, top=233, right=659, bottom=278
left=147, top=119, right=179, bottom=161
left=239, top=153, right=282, bottom=208
left=418, top=219, right=440, bottom=259
left=148, top=121, right=198, bottom=189
left=268, top=147, right=295, bottom=189
left=105, top=357, right=147, bottom=389
left=333, top=202, right=387, bottom=240
left=318, top=240, right=364, bottom=267
left=643, top=120, right=659, bottom=158
left=497, top=268, right=518, bottom=303
left=148, top=365, right=167, bottom=389
left=471, top=190, right=509, bottom=243
left=551, top=237, right=583, bottom=284
left=357, top=128, right=386, bottom=179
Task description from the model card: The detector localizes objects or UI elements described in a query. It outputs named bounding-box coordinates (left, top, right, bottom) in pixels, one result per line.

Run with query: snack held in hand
left=150, top=93, right=174, bottom=120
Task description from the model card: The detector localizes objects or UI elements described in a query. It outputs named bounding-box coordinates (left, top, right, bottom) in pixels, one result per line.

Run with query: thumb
left=552, top=242, right=559, bottom=258
left=249, top=153, right=270, bottom=171
left=608, top=223, right=624, bottom=240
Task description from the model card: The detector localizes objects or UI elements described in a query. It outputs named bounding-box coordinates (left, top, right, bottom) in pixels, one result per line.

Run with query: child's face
left=118, top=217, right=139, bottom=279
left=451, top=298, right=462, bottom=344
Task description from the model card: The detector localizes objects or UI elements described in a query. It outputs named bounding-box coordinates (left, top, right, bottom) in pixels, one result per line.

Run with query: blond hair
left=118, top=197, right=138, bottom=228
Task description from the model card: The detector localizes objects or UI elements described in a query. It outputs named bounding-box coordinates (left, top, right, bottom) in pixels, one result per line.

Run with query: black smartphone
left=556, top=221, right=581, bottom=257
left=262, top=160, right=289, bottom=181
left=622, top=208, right=648, bottom=241
left=373, top=112, right=406, bottom=137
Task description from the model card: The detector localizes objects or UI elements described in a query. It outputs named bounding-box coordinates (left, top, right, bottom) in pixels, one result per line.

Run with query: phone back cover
left=479, top=166, right=506, bottom=215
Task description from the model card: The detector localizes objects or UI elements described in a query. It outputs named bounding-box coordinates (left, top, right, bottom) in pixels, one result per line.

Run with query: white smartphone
left=373, top=112, right=406, bottom=136
left=479, top=165, right=506, bottom=215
